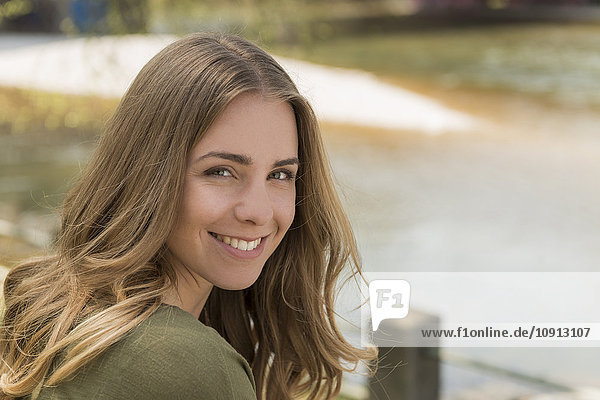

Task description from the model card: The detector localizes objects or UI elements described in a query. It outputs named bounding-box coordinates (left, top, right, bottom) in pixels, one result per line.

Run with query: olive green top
left=30, top=304, right=257, bottom=400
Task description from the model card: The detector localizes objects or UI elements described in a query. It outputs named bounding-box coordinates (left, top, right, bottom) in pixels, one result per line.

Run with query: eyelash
left=205, top=168, right=296, bottom=181
left=270, top=169, right=296, bottom=181
left=206, top=168, right=233, bottom=178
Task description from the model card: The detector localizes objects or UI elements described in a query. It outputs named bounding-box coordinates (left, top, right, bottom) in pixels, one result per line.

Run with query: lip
left=208, top=231, right=268, bottom=260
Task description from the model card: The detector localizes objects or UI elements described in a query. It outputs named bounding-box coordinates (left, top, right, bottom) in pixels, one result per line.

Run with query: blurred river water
left=316, top=24, right=600, bottom=396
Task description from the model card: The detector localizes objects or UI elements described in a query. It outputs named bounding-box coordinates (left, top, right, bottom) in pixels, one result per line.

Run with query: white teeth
left=211, top=233, right=262, bottom=251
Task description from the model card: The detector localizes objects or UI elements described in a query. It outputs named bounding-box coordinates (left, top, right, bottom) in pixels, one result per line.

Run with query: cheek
left=177, top=185, right=230, bottom=228
left=274, top=189, right=296, bottom=230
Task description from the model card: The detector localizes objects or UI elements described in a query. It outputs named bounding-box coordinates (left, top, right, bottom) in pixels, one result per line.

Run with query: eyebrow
left=195, top=151, right=299, bottom=168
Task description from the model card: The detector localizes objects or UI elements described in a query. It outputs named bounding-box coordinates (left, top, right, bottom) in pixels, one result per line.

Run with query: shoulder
left=113, top=304, right=256, bottom=398
left=37, top=304, right=256, bottom=400
left=126, top=303, right=243, bottom=362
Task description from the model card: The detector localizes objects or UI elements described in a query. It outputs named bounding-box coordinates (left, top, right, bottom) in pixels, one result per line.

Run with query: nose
left=233, top=179, right=274, bottom=226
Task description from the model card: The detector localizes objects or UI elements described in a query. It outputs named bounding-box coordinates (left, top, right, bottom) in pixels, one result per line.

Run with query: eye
left=269, top=170, right=295, bottom=181
left=206, top=168, right=233, bottom=178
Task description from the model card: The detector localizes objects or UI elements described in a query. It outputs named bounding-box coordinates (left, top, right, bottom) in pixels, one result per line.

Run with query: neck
left=162, top=268, right=213, bottom=319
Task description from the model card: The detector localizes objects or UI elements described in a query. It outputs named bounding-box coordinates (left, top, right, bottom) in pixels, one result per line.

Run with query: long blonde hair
left=0, top=32, right=376, bottom=399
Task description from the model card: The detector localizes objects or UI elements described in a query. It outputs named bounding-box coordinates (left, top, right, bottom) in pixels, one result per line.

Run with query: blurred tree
left=67, top=0, right=148, bottom=34
left=0, top=0, right=60, bottom=32
left=107, top=0, right=148, bottom=33
left=146, top=0, right=332, bottom=46
left=0, top=0, right=148, bottom=34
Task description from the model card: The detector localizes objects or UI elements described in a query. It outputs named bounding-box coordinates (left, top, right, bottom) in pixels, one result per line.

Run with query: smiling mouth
left=209, top=232, right=263, bottom=251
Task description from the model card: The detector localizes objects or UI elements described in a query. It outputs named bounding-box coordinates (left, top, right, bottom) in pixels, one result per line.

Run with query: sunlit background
left=1, top=1, right=600, bottom=399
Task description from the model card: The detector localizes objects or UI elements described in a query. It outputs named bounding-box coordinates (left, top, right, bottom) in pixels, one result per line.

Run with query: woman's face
left=166, top=92, right=298, bottom=292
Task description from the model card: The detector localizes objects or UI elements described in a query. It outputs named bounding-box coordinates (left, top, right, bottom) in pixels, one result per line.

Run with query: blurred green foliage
left=0, top=86, right=117, bottom=136
left=0, top=0, right=331, bottom=43
left=107, top=0, right=148, bottom=33
left=146, top=0, right=324, bottom=45
left=0, top=0, right=33, bottom=19
left=0, top=0, right=353, bottom=45
left=143, top=0, right=420, bottom=46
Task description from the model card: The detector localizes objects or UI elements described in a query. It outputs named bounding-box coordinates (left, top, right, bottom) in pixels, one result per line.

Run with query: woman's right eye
left=206, top=168, right=233, bottom=177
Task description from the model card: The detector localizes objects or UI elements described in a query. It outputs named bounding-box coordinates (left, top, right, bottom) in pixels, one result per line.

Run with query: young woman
left=0, top=32, right=376, bottom=399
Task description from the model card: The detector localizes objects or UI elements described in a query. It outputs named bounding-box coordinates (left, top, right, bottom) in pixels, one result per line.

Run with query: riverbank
left=273, top=23, right=600, bottom=111
left=0, top=33, right=479, bottom=134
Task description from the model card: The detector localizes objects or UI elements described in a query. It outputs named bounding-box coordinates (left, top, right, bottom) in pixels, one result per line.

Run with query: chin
left=214, top=270, right=263, bottom=291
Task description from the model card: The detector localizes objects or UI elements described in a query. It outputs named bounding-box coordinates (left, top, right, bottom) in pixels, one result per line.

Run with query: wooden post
left=368, top=310, right=440, bottom=400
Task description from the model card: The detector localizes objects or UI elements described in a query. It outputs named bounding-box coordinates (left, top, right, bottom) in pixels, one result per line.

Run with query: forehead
left=189, top=93, right=298, bottom=161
